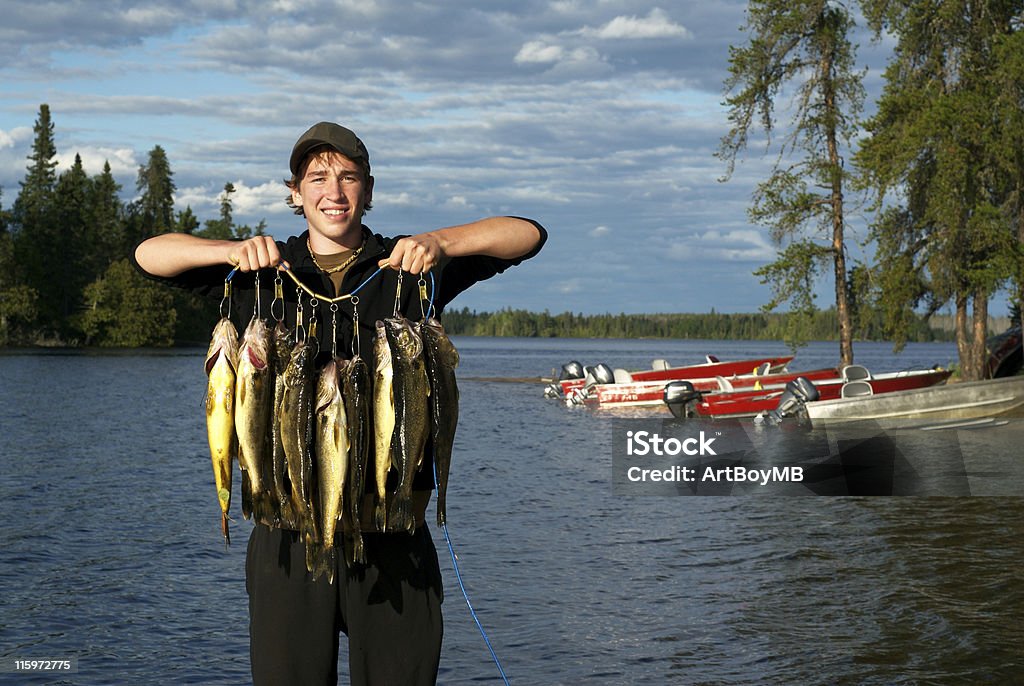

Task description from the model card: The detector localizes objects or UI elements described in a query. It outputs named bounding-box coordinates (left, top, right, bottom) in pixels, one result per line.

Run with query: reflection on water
left=1, top=339, right=1021, bottom=684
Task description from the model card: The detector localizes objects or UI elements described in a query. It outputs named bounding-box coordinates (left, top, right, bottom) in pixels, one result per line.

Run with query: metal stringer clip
left=252, top=271, right=262, bottom=320
left=329, top=302, right=339, bottom=359
left=220, top=277, right=232, bottom=319
left=418, top=275, right=430, bottom=320
left=350, top=296, right=361, bottom=358
left=271, top=272, right=285, bottom=323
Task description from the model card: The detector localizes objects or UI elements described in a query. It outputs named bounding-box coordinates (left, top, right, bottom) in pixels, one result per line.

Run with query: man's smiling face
left=292, top=149, right=374, bottom=250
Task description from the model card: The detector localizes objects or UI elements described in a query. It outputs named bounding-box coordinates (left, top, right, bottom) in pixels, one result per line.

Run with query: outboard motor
left=755, top=376, right=819, bottom=425
left=559, top=360, right=585, bottom=381
left=586, top=363, right=615, bottom=386
left=776, top=377, right=820, bottom=417
left=663, top=381, right=701, bottom=419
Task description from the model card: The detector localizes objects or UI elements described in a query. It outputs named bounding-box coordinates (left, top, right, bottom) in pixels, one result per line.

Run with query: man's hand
left=228, top=236, right=288, bottom=272
left=379, top=217, right=542, bottom=274
left=381, top=233, right=445, bottom=274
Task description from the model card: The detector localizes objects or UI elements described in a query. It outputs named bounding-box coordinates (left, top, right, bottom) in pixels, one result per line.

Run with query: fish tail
left=349, top=531, right=366, bottom=566
left=436, top=492, right=447, bottom=527
left=251, top=491, right=277, bottom=528
left=374, top=501, right=388, bottom=532
left=241, top=470, right=253, bottom=521
left=279, top=499, right=297, bottom=531
left=388, top=497, right=414, bottom=534
left=304, top=538, right=319, bottom=576
left=320, top=545, right=338, bottom=584
left=305, top=540, right=337, bottom=584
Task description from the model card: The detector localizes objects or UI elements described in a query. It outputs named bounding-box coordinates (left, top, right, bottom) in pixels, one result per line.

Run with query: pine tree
left=89, top=161, right=125, bottom=271
left=856, top=0, right=1022, bottom=379
left=11, top=104, right=61, bottom=341
left=127, top=145, right=177, bottom=246
left=197, top=182, right=236, bottom=239
left=52, top=153, right=93, bottom=336
left=718, top=0, right=865, bottom=364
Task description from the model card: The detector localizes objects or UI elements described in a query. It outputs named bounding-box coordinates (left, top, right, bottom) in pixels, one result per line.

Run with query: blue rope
left=350, top=266, right=386, bottom=296
left=434, top=462, right=511, bottom=685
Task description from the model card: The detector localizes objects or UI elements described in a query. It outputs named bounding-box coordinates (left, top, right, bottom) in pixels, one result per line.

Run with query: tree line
left=436, top=306, right=959, bottom=342
left=0, top=104, right=267, bottom=346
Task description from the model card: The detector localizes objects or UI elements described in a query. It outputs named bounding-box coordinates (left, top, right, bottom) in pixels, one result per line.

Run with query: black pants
left=246, top=523, right=444, bottom=685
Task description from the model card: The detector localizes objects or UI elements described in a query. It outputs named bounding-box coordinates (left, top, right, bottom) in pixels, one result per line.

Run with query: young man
left=133, top=121, right=546, bottom=685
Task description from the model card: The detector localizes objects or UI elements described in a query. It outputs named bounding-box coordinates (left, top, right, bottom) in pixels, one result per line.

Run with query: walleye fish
left=280, top=338, right=319, bottom=546
left=342, top=354, right=371, bottom=565
left=269, top=321, right=296, bottom=529
left=307, top=358, right=349, bottom=582
left=372, top=321, right=396, bottom=531
left=419, top=316, right=460, bottom=526
left=204, top=317, right=239, bottom=544
left=234, top=316, right=276, bottom=525
left=384, top=317, right=430, bottom=534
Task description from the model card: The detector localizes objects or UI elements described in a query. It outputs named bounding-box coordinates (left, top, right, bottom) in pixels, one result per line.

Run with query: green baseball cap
left=289, top=121, right=370, bottom=176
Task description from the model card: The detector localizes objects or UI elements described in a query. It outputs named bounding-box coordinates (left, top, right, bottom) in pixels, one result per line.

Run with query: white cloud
left=514, top=41, right=564, bottom=65
left=228, top=180, right=291, bottom=217
left=667, top=228, right=777, bottom=263
left=582, top=8, right=691, bottom=40
left=0, top=126, right=31, bottom=157
left=590, top=225, right=611, bottom=237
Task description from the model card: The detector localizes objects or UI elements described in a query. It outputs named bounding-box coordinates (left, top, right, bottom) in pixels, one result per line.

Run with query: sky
left=1, top=0, right=1005, bottom=316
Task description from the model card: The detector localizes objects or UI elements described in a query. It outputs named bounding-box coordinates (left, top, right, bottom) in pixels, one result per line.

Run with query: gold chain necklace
left=307, top=237, right=365, bottom=274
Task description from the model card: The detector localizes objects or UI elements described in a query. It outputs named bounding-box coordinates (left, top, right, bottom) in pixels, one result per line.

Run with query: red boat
left=685, top=366, right=952, bottom=419
left=583, top=366, right=841, bottom=409
left=555, top=355, right=795, bottom=398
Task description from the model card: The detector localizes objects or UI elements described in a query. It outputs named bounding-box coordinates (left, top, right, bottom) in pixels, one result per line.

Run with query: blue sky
left=0, top=1, right=1009, bottom=316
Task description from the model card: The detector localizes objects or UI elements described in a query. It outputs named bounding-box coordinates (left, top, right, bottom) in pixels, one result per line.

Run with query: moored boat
left=549, top=354, right=795, bottom=400
left=586, top=366, right=841, bottom=409
left=672, top=365, right=952, bottom=419
left=804, top=374, right=1024, bottom=427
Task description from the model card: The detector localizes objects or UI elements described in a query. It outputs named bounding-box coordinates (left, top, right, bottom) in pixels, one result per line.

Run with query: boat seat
left=842, top=364, right=872, bottom=382
left=755, top=362, right=771, bottom=375
left=651, top=359, right=670, bottom=370
left=716, top=376, right=734, bottom=392
left=613, top=368, right=633, bottom=384
left=841, top=380, right=874, bottom=398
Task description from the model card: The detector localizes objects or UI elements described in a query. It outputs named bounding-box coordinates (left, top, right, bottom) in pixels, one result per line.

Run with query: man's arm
left=383, top=216, right=543, bottom=274
left=134, top=234, right=284, bottom=277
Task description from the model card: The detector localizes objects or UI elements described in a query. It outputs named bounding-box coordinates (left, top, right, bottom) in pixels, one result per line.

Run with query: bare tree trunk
left=969, top=291, right=989, bottom=380
left=822, top=46, right=853, bottom=366
left=955, top=293, right=969, bottom=379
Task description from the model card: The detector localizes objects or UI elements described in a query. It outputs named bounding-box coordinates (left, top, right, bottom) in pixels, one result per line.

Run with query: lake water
left=2, top=338, right=1022, bottom=685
